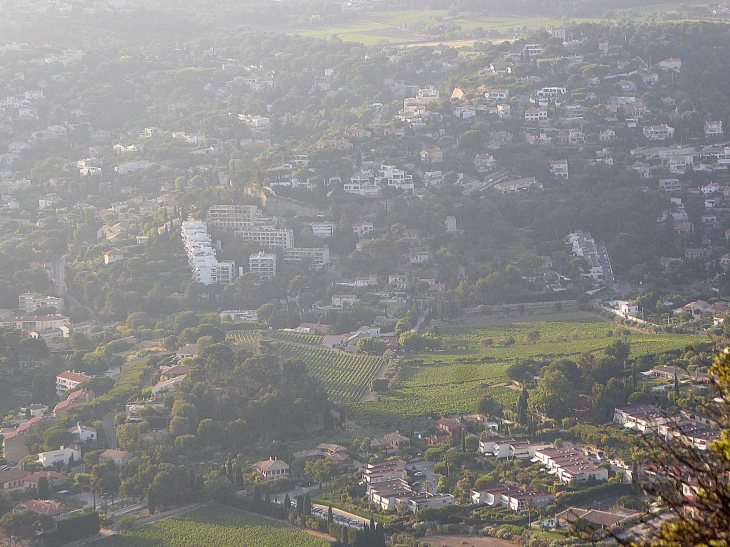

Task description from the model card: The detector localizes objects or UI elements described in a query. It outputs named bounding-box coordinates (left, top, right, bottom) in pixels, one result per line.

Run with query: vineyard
left=349, top=320, right=700, bottom=427
left=97, top=506, right=329, bottom=547
left=229, top=330, right=263, bottom=353
left=269, top=331, right=325, bottom=345
left=279, top=344, right=385, bottom=402
left=230, top=331, right=385, bottom=403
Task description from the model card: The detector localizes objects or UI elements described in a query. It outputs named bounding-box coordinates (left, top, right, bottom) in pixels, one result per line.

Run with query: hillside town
left=1, top=0, right=730, bottom=546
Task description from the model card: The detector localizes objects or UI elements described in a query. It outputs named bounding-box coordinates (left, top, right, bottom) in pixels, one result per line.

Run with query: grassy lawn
left=349, top=319, right=699, bottom=427
left=97, top=506, right=329, bottom=547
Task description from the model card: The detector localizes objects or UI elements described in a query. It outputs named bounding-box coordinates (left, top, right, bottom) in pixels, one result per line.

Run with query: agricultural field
left=278, top=344, right=385, bottom=403
left=97, top=506, right=329, bottom=547
left=288, top=10, right=600, bottom=45
left=230, top=330, right=385, bottom=403
left=349, top=319, right=701, bottom=427
left=229, top=330, right=263, bottom=353
left=269, top=331, right=325, bottom=345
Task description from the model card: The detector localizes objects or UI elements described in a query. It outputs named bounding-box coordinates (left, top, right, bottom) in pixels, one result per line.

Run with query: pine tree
left=284, top=493, right=291, bottom=510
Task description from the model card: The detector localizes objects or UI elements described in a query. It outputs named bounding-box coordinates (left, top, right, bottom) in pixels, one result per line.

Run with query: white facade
left=311, top=222, right=336, bottom=238
left=249, top=252, right=277, bottom=279
left=282, top=247, right=330, bottom=268
left=38, top=446, right=80, bottom=467
left=181, top=220, right=237, bottom=285
left=234, top=227, right=294, bottom=248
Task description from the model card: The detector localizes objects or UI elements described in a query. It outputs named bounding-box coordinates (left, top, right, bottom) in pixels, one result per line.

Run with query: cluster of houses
left=364, top=460, right=455, bottom=514
left=613, top=404, right=720, bottom=450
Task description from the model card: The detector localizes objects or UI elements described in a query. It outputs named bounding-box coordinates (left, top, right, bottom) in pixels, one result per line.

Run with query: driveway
left=409, top=460, right=441, bottom=492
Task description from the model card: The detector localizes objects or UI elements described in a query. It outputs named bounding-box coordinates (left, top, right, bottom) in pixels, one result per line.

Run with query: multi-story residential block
left=207, top=204, right=266, bottom=229
left=282, top=247, right=330, bottom=268
left=233, top=227, right=294, bottom=248
left=643, top=125, right=675, bottom=141
left=55, top=370, right=92, bottom=398
left=550, top=159, right=569, bottom=179
left=181, top=220, right=237, bottom=285
left=249, top=251, right=277, bottom=279
left=311, top=221, right=336, bottom=238
left=525, top=108, right=548, bottom=121
left=705, top=120, right=723, bottom=138
left=19, top=293, right=63, bottom=314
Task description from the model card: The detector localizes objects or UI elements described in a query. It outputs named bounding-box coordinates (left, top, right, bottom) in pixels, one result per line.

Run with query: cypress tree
left=328, top=505, right=333, bottom=523
left=227, top=458, right=234, bottom=483
left=253, top=484, right=262, bottom=502
left=284, top=494, right=291, bottom=510
left=375, top=522, right=386, bottom=547
left=461, top=433, right=466, bottom=452
left=37, top=476, right=50, bottom=499
left=236, top=466, right=243, bottom=488
left=296, top=494, right=304, bottom=515
left=147, top=491, right=156, bottom=515
left=304, top=492, right=312, bottom=515
left=674, top=372, right=680, bottom=396
left=632, top=363, right=638, bottom=389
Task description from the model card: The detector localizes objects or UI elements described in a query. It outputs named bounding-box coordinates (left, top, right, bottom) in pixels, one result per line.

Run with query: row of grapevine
left=229, top=330, right=263, bottom=353
left=278, top=344, right=384, bottom=403
left=268, top=331, right=325, bottom=345
left=98, top=506, right=329, bottom=547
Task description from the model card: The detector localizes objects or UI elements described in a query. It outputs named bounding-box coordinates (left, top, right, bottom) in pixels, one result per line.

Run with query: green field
left=290, top=10, right=601, bottom=45
left=97, top=506, right=329, bottom=547
left=349, top=319, right=700, bottom=426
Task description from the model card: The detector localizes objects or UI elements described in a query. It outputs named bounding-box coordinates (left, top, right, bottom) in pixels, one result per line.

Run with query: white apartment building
left=524, top=44, right=544, bottom=56
left=249, top=252, right=277, bottom=279
left=705, top=120, right=723, bottom=137
left=377, top=164, right=414, bottom=191
left=56, top=370, right=92, bottom=398
left=525, top=108, right=548, bottom=121
left=238, top=114, right=271, bottom=130
left=19, top=293, right=63, bottom=314
left=207, top=204, right=266, bottom=229
left=643, top=125, right=675, bottom=141
left=181, top=220, right=237, bottom=285
left=533, top=447, right=608, bottom=484
left=282, top=247, right=330, bottom=268
left=485, top=89, right=509, bottom=102
left=234, top=227, right=294, bottom=248
left=550, top=160, right=569, bottom=179
left=536, top=86, right=567, bottom=99
left=311, top=221, right=336, bottom=238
